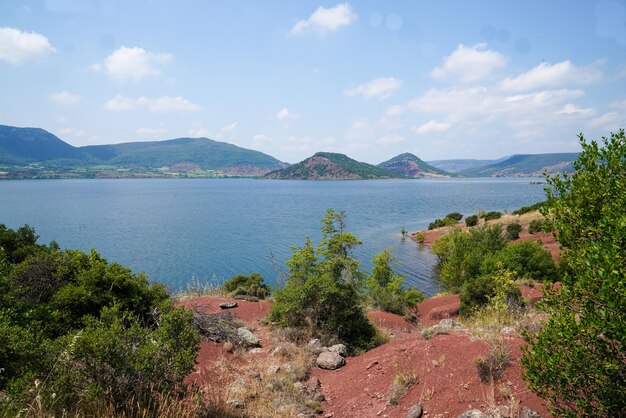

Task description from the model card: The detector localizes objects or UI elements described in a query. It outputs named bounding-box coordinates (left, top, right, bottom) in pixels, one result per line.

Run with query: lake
left=0, top=178, right=546, bottom=296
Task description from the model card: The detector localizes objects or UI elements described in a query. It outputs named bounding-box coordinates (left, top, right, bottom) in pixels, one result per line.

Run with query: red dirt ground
left=368, top=310, right=420, bottom=338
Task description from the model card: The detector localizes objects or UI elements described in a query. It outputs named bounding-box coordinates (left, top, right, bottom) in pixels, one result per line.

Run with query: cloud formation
left=104, top=95, right=202, bottom=112
left=0, top=27, right=55, bottom=64
left=431, top=43, right=507, bottom=83
left=49, top=91, right=84, bottom=106
left=344, top=77, right=403, bottom=99
left=277, top=108, right=299, bottom=120
left=415, top=120, right=450, bottom=134
left=499, top=60, right=604, bottom=92
left=290, top=3, right=356, bottom=36
left=91, top=46, right=172, bottom=81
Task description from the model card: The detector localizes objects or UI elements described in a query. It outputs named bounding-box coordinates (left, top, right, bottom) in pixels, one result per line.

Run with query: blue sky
left=1, top=0, right=625, bottom=163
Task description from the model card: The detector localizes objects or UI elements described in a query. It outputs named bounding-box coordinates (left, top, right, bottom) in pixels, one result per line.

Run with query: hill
left=377, top=153, right=453, bottom=178
left=0, top=125, right=286, bottom=177
left=458, top=153, right=579, bottom=177
left=264, top=152, right=399, bottom=180
left=427, top=158, right=496, bottom=173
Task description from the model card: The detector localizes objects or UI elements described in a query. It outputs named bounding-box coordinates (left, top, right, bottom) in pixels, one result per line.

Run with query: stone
left=308, top=338, right=323, bottom=349
left=237, top=327, right=260, bottom=347
left=367, top=360, right=379, bottom=369
left=457, top=410, right=489, bottom=418
left=500, top=326, right=516, bottom=335
left=439, top=318, right=461, bottom=328
left=316, top=351, right=346, bottom=370
left=406, top=404, right=423, bottom=418
left=249, top=347, right=264, bottom=354
left=267, top=365, right=280, bottom=375
left=328, top=343, right=348, bottom=357
left=520, top=407, right=543, bottom=418
left=313, top=392, right=325, bottom=402
left=219, top=301, right=238, bottom=309
left=306, top=376, right=321, bottom=393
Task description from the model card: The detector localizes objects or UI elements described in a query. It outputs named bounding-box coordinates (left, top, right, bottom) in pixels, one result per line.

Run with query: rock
left=308, top=338, right=323, bottom=349
left=520, top=407, right=543, bottom=418
left=500, top=326, right=516, bottom=335
left=267, top=365, right=280, bottom=375
left=219, top=301, right=238, bottom=309
left=457, top=410, right=489, bottom=418
left=294, top=382, right=306, bottom=392
left=406, top=404, right=423, bottom=418
left=439, top=318, right=461, bottom=328
left=306, top=376, right=321, bottom=393
left=249, top=347, right=264, bottom=354
left=313, top=392, right=325, bottom=402
left=316, top=351, right=346, bottom=370
left=237, top=327, right=260, bottom=347
left=367, top=360, right=379, bottom=369
left=328, top=343, right=348, bottom=357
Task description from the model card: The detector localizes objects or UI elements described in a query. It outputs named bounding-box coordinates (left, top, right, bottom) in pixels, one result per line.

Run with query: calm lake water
left=0, top=178, right=546, bottom=296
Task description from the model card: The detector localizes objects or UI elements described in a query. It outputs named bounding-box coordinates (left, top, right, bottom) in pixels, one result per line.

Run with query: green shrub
left=486, top=240, right=558, bottom=283
left=222, top=272, right=270, bottom=299
left=413, top=232, right=425, bottom=243
left=505, top=222, right=522, bottom=240
left=512, top=201, right=546, bottom=215
left=269, top=209, right=378, bottom=354
left=528, top=219, right=542, bottom=234
left=522, top=130, right=626, bottom=417
left=465, top=215, right=479, bottom=227
left=481, top=211, right=502, bottom=221
left=445, top=212, right=463, bottom=221
left=364, top=249, right=424, bottom=315
left=461, top=269, right=522, bottom=317
left=428, top=218, right=446, bottom=230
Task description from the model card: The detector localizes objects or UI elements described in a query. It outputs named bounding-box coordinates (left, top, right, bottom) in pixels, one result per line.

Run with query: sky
left=1, top=0, right=625, bottom=164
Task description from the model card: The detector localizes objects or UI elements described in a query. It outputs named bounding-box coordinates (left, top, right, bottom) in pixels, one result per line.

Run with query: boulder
left=308, top=338, right=323, bottom=349
left=406, top=404, right=423, bottom=418
left=457, top=410, right=489, bottom=418
left=316, top=351, right=346, bottom=370
left=219, top=301, right=238, bottom=309
left=520, top=407, right=543, bottom=418
left=237, top=327, right=260, bottom=347
left=328, top=343, right=348, bottom=357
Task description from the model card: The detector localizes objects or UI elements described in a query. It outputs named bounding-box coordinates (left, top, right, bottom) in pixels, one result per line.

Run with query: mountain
left=377, top=153, right=453, bottom=178
left=427, top=159, right=497, bottom=173
left=264, top=152, right=399, bottom=180
left=0, top=125, right=286, bottom=177
left=458, top=153, right=579, bottom=177
left=0, top=125, right=84, bottom=163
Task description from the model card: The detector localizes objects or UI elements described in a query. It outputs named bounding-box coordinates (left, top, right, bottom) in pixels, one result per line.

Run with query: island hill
left=0, top=124, right=579, bottom=179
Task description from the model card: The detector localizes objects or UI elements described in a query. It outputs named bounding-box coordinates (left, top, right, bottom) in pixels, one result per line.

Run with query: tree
left=269, top=209, right=378, bottom=353
left=522, top=130, right=626, bottom=416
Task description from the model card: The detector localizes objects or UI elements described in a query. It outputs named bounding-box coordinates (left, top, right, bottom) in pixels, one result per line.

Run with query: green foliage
left=0, top=224, right=199, bottom=416
left=485, top=240, right=558, bottom=282
left=465, top=215, right=479, bottom=227
left=522, top=131, right=626, bottom=417
left=480, top=211, right=502, bottom=221
left=413, top=232, right=425, bottom=243
left=222, top=272, right=270, bottom=299
left=269, top=209, right=378, bottom=353
left=461, top=269, right=522, bottom=317
left=512, top=201, right=546, bottom=215
left=364, top=249, right=424, bottom=315
left=428, top=216, right=457, bottom=230
left=505, top=222, right=522, bottom=240
left=445, top=212, right=463, bottom=221
left=268, top=152, right=399, bottom=179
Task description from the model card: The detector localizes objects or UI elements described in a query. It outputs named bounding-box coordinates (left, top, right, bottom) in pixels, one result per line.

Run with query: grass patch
left=388, top=369, right=418, bottom=405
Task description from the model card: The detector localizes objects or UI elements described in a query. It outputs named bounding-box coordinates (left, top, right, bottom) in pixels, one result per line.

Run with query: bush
left=428, top=216, right=457, bottom=230
left=505, top=222, right=523, bottom=240
left=413, top=232, right=425, bottom=243
left=465, top=215, right=479, bottom=227
left=445, top=212, right=463, bottom=221
left=481, top=211, right=502, bottom=221
left=222, top=272, right=270, bottom=299
left=522, top=130, right=626, bottom=416
left=461, top=269, right=522, bottom=317
left=487, top=240, right=558, bottom=282
left=475, top=341, right=511, bottom=383
left=528, top=219, right=542, bottom=234
left=364, top=249, right=424, bottom=315
left=269, top=209, right=379, bottom=354
left=512, top=201, right=546, bottom=215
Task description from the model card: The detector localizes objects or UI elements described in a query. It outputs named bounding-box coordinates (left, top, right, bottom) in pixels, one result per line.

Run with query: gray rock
left=457, top=410, right=489, bottom=418
left=328, top=343, right=348, bottom=357
left=267, top=365, right=280, bottom=375
left=439, top=318, right=461, bottom=328
left=219, top=301, right=238, bottom=309
left=308, top=338, right=323, bottom=349
left=316, top=351, right=346, bottom=370
left=237, top=327, right=260, bottom=347
left=520, top=407, right=543, bottom=418
left=249, top=347, right=264, bottom=354
left=306, top=376, right=321, bottom=393
left=406, top=404, right=423, bottom=418
left=313, top=392, right=325, bottom=402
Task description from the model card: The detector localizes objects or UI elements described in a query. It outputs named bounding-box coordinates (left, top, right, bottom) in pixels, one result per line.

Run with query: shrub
left=388, top=369, right=418, bottom=405
left=269, top=209, right=378, bottom=354
left=522, top=130, right=626, bottom=417
left=445, top=212, right=463, bottom=221
left=512, top=201, right=546, bottom=215
left=528, top=219, right=542, bottom=234
left=413, top=232, right=425, bottom=243
left=475, top=341, right=511, bottom=383
left=481, top=211, right=502, bottom=221
left=365, top=249, right=424, bottom=315
left=487, top=240, right=558, bottom=282
left=465, top=215, right=479, bottom=227
left=460, top=268, right=522, bottom=317
left=222, top=273, right=270, bottom=299
left=505, top=222, right=523, bottom=240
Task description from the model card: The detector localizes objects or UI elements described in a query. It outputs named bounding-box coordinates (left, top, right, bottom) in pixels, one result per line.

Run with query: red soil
left=417, top=294, right=461, bottom=327
left=177, top=296, right=271, bottom=322
left=368, top=310, right=420, bottom=338
left=313, top=332, right=549, bottom=418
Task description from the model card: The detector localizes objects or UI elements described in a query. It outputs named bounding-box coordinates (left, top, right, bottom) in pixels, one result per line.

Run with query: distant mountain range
left=378, top=153, right=453, bottom=178
left=264, top=152, right=399, bottom=180
left=0, top=125, right=286, bottom=177
left=0, top=124, right=580, bottom=179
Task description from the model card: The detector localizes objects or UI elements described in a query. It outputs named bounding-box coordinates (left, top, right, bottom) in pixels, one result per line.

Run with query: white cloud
left=588, top=111, right=624, bottom=129
left=385, top=105, right=406, bottom=116
left=414, top=120, right=451, bottom=134
left=49, top=91, right=84, bottom=106
left=344, top=77, right=403, bottom=99
left=137, top=127, right=165, bottom=136
left=376, top=134, right=405, bottom=144
left=59, top=127, right=87, bottom=138
left=431, top=44, right=507, bottom=83
left=0, top=27, right=55, bottom=64
left=277, top=108, right=299, bottom=120
left=104, top=95, right=202, bottom=112
left=188, top=128, right=210, bottom=137
left=221, top=122, right=238, bottom=132
left=556, top=103, right=596, bottom=118
left=92, top=46, right=172, bottom=81
left=290, top=3, right=356, bottom=36
left=500, top=60, right=604, bottom=92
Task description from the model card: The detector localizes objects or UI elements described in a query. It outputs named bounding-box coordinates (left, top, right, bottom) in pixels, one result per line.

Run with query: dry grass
left=474, top=339, right=511, bottom=384
left=388, top=364, right=419, bottom=405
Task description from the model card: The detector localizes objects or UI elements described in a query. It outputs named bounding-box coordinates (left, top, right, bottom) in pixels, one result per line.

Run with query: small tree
left=522, top=130, right=626, bottom=416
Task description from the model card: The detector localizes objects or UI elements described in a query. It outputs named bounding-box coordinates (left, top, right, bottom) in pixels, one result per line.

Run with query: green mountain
left=458, top=153, right=579, bottom=177
left=427, top=159, right=497, bottom=173
left=377, top=153, right=453, bottom=178
left=0, top=125, right=286, bottom=177
left=264, top=152, right=399, bottom=180
left=0, top=125, right=83, bottom=163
